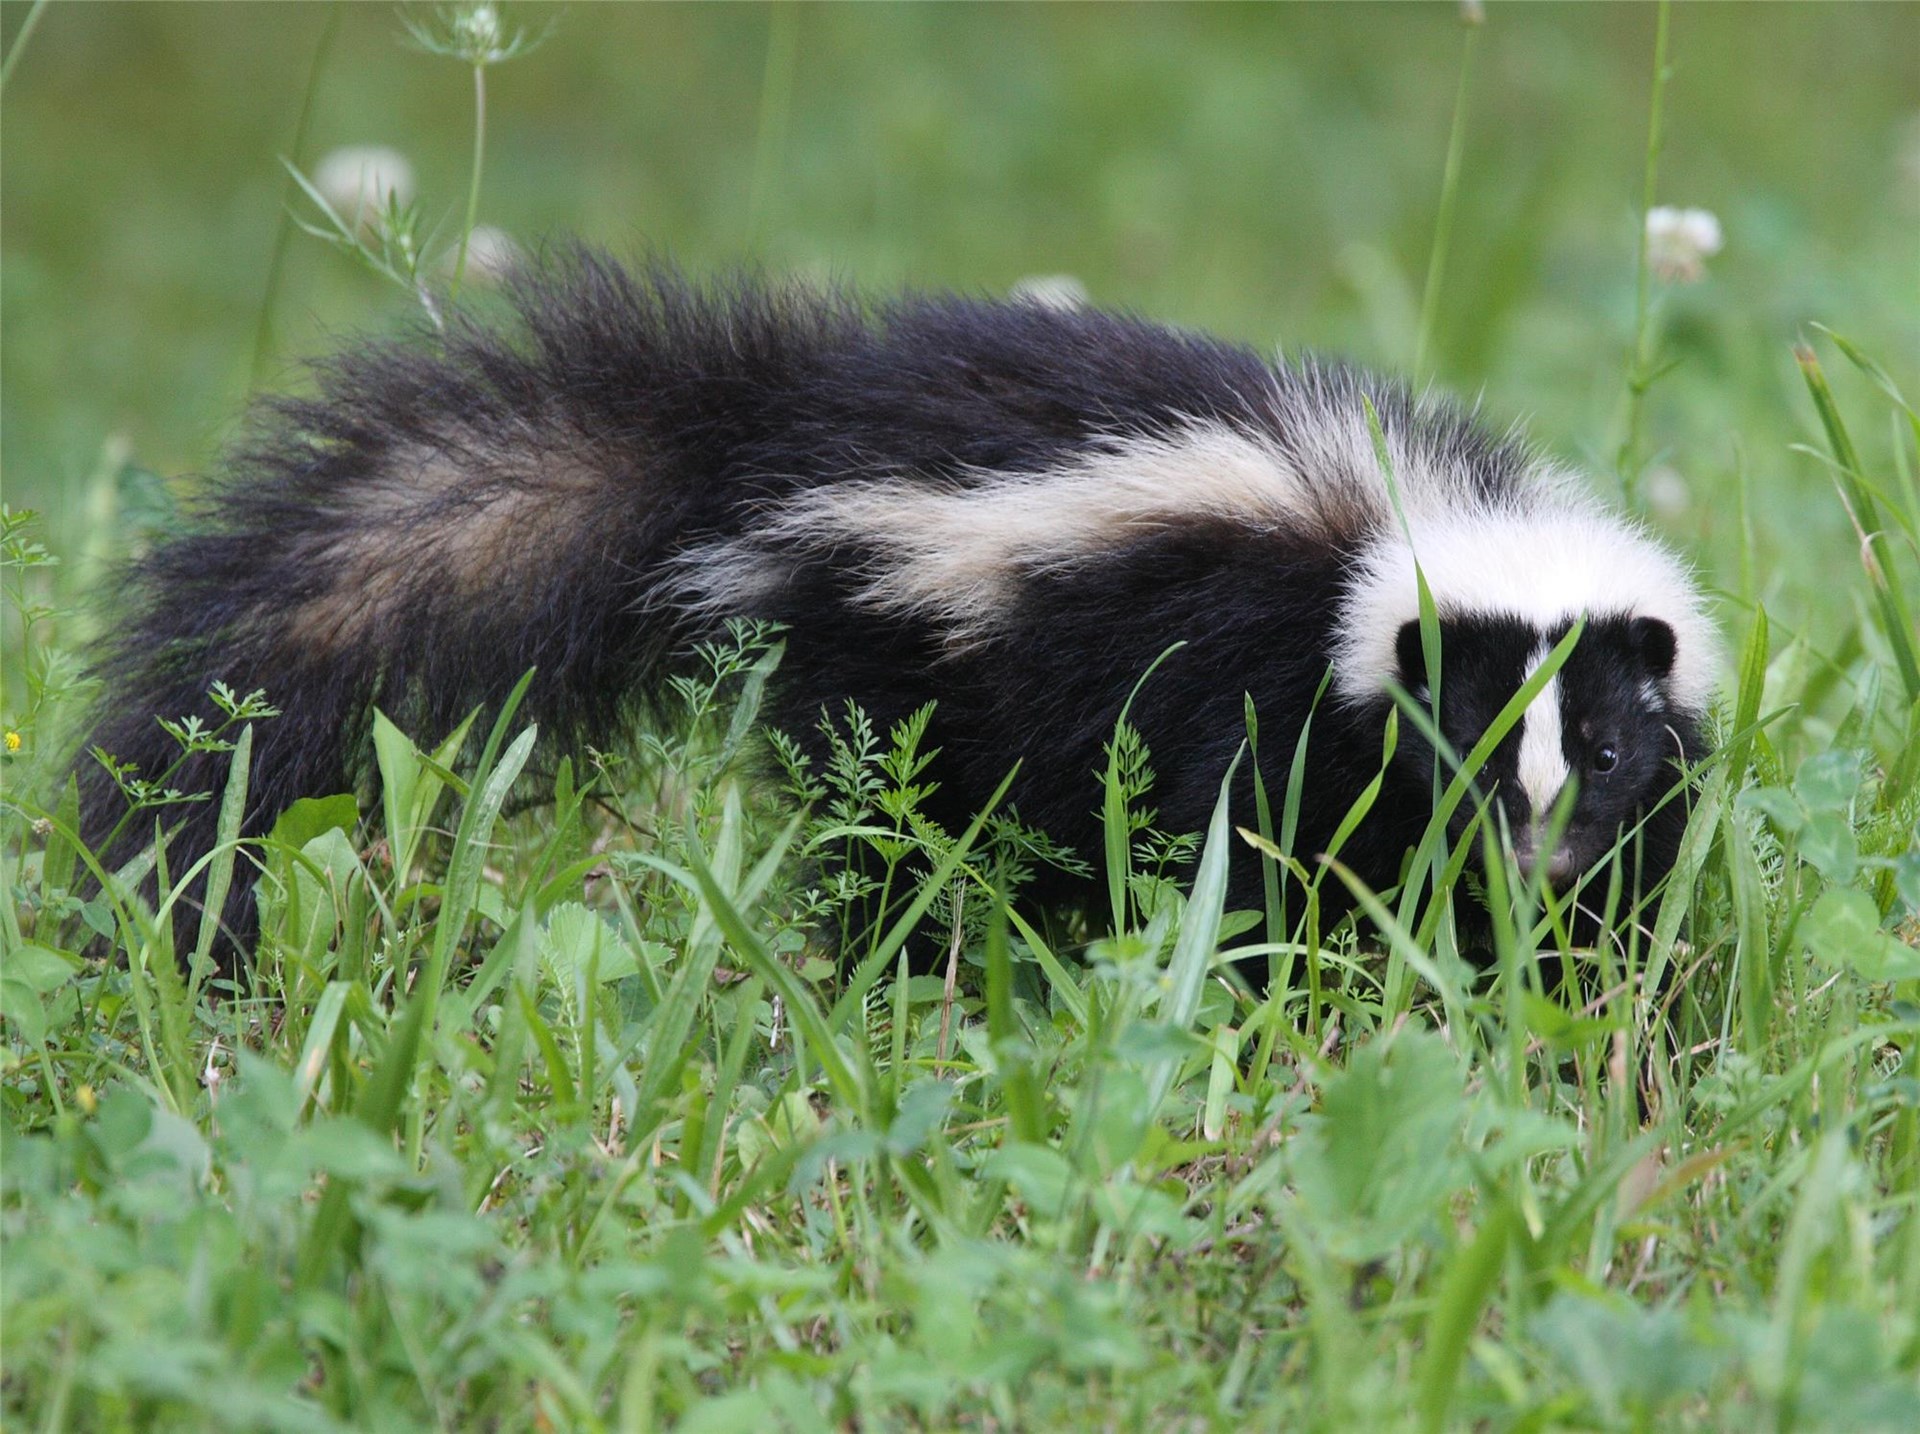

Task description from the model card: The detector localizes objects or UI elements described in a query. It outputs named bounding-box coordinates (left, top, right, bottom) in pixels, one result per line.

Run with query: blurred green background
left=2, top=1, right=1916, bottom=631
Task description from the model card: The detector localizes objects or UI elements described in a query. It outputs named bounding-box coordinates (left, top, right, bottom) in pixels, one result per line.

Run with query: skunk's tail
left=77, top=251, right=862, bottom=948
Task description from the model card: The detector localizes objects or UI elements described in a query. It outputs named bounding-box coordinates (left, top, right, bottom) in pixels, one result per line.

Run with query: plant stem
left=1617, top=0, right=1672, bottom=503
left=250, top=6, right=343, bottom=388
left=1414, top=12, right=1482, bottom=379
left=0, top=0, right=48, bottom=97
left=748, top=3, right=800, bottom=245
left=1797, top=343, right=1920, bottom=703
left=450, top=60, right=488, bottom=303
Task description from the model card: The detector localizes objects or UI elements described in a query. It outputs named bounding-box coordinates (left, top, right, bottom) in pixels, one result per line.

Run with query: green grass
left=4, top=3, right=1920, bottom=1429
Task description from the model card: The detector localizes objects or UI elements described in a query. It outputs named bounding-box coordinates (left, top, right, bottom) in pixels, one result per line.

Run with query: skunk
left=78, top=251, right=1718, bottom=957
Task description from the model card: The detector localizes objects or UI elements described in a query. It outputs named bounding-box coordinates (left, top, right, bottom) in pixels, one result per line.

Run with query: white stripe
left=1332, top=492, right=1721, bottom=716
left=679, top=421, right=1350, bottom=641
left=673, top=399, right=1722, bottom=716
left=1516, top=644, right=1570, bottom=818
left=679, top=408, right=1490, bottom=643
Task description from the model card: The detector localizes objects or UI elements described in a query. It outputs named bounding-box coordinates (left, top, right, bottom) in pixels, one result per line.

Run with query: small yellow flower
left=3, top=730, right=21, bottom=753
left=76, top=1084, right=97, bottom=1115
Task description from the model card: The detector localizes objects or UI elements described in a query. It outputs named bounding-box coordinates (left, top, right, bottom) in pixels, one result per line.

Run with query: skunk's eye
left=1592, top=744, right=1619, bottom=775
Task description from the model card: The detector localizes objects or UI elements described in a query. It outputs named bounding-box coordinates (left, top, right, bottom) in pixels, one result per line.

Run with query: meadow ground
left=2, top=3, right=1918, bottom=1428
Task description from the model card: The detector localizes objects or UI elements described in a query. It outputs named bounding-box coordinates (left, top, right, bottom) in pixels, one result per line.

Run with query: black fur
left=77, top=250, right=1710, bottom=960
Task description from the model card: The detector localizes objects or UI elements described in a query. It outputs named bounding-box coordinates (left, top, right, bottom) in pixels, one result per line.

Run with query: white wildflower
left=313, top=145, right=416, bottom=232
left=1008, top=274, right=1090, bottom=312
left=449, top=225, right=522, bottom=284
left=404, top=1, right=543, bottom=67
left=1641, top=465, right=1693, bottom=522
left=1645, top=205, right=1724, bottom=283
left=453, top=3, right=503, bottom=58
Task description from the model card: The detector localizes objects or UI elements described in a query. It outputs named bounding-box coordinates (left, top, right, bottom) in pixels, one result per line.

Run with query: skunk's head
left=1339, top=495, right=1720, bottom=894
left=1389, top=612, right=1706, bottom=886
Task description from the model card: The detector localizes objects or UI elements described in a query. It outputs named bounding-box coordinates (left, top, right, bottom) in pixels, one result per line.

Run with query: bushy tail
left=78, top=251, right=864, bottom=950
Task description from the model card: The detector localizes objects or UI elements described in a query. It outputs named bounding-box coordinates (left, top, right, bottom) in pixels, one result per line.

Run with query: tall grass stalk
left=0, top=0, right=48, bottom=97
left=1412, top=3, right=1483, bottom=379
left=1616, top=0, right=1673, bottom=502
left=748, top=2, right=801, bottom=244
left=250, top=7, right=343, bottom=386
left=448, top=60, right=488, bottom=301
left=1795, top=339, right=1920, bottom=703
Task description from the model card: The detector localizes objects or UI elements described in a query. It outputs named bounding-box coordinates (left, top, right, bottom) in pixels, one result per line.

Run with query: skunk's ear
left=1629, top=616, right=1677, bottom=679
left=1395, top=620, right=1429, bottom=690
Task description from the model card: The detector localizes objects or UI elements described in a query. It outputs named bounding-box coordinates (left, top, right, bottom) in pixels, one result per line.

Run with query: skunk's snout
left=1512, top=832, right=1577, bottom=887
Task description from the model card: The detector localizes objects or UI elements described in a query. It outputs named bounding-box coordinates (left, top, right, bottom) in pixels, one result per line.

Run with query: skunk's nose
left=1544, top=846, right=1576, bottom=886
left=1515, top=836, right=1578, bottom=887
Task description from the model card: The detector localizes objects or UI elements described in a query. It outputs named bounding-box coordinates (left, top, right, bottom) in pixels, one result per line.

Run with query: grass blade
left=1142, top=747, right=1241, bottom=1117
left=189, top=722, right=252, bottom=993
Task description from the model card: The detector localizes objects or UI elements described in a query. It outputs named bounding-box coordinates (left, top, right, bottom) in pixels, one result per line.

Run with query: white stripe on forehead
left=1333, top=497, right=1721, bottom=714
left=1516, top=643, right=1570, bottom=819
